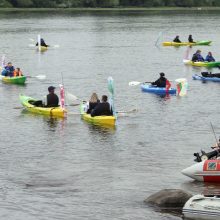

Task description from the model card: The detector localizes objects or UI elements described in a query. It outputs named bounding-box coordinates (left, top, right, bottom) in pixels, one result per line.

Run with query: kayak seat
left=29, top=100, right=44, bottom=107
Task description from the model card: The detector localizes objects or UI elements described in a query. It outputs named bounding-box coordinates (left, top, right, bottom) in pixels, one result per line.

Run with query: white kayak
left=183, top=194, right=220, bottom=220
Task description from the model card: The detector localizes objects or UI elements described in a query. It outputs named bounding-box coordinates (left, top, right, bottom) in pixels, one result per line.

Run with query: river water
left=0, top=9, right=220, bottom=220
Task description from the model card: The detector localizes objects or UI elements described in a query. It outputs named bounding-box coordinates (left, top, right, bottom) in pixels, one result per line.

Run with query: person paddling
left=151, top=72, right=170, bottom=88
left=192, top=50, right=204, bottom=62
left=205, top=52, right=215, bottom=62
left=173, top=35, right=181, bottom=43
left=36, top=38, right=48, bottom=47
left=46, top=86, right=59, bottom=107
left=1, top=62, right=15, bottom=77
left=87, top=93, right=100, bottom=114
left=188, top=35, right=195, bottom=43
left=91, top=95, right=113, bottom=117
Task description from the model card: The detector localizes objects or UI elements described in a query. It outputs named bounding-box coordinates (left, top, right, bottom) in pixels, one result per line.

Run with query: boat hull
left=163, top=40, right=211, bottom=46
left=20, top=95, right=66, bottom=118
left=37, top=46, right=48, bottom=52
left=183, top=195, right=220, bottom=220
left=184, top=59, right=220, bottom=68
left=1, top=76, right=26, bottom=85
left=182, top=160, right=220, bottom=182
left=141, top=84, right=176, bottom=95
left=80, top=103, right=116, bottom=126
left=192, top=74, right=220, bottom=82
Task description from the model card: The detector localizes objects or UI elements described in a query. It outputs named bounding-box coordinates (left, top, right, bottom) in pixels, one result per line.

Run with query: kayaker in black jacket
left=151, top=72, right=168, bottom=88
left=188, top=35, right=195, bottom=43
left=173, top=35, right=181, bottom=43
left=46, top=86, right=59, bottom=107
left=36, top=38, right=48, bottom=47
left=87, top=93, right=100, bottom=114
left=91, top=95, right=113, bottom=117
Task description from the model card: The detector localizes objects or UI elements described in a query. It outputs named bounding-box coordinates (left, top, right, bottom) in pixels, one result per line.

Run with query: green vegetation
left=1, top=0, right=220, bottom=8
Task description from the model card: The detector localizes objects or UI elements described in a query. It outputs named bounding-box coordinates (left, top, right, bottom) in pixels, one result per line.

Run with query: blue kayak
left=141, top=84, right=176, bottom=95
left=192, top=74, right=220, bottom=82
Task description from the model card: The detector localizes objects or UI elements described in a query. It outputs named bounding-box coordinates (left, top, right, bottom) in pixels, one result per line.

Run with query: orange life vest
left=13, top=70, right=22, bottom=77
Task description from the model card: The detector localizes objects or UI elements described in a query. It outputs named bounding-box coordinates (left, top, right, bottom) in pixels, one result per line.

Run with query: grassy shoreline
left=1, top=7, right=220, bottom=12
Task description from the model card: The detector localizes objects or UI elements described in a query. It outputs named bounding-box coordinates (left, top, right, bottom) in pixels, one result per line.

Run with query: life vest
left=13, top=70, right=22, bottom=77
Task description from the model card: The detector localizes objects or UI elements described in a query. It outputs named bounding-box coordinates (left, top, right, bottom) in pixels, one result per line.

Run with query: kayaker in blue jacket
left=205, top=52, right=215, bottom=62
left=87, top=93, right=100, bottom=114
left=1, top=62, right=15, bottom=77
left=173, top=35, right=181, bottom=43
left=192, top=50, right=204, bottom=62
left=151, top=72, right=168, bottom=88
left=91, top=95, right=113, bottom=117
left=36, top=38, right=48, bottom=47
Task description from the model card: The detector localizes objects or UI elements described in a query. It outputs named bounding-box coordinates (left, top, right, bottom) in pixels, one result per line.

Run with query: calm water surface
left=0, top=10, right=220, bottom=220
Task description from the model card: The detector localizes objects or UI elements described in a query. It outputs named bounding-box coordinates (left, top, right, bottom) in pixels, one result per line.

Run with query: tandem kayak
left=163, top=40, right=211, bottom=46
left=183, top=59, right=220, bottom=68
left=141, top=84, right=176, bottom=95
left=80, top=103, right=116, bottom=126
left=1, top=76, right=26, bottom=85
left=192, top=74, right=220, bottom=82
left=20, top=95, right=66, bottom=118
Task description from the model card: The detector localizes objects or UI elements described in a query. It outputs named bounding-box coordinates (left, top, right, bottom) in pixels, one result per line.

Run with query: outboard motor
left=194, top=149, right=219, bottom=162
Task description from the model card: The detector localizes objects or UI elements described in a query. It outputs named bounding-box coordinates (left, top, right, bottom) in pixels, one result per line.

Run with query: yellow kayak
left=163, top=41, right=211, bottom=46
left=37, top=46, right=48, bottom=52
left=20, top=94, right=66, bottom=118
left=183, top=59, right=220, bottom=67
left=80, top=103, right=116, bottom=126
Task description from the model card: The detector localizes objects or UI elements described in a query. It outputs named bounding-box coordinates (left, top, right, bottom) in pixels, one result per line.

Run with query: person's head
left=196, top=50, right=201, bottom=54
left=90, top=93, right=99, bottom=103
left=102, top=95, right=108, bottom=102
left=15, top=67, right=20, bottom=72
left=160, top=72, right=165, bottom=77
left=48, top=86, right=55, bottom=93
left=189, top=34, right=192, bottom=37
left=208, top=52, right=212, bottom=56
left=7, top=62, right=12, bottom=67
left=176, top=35, right=179, bottom=38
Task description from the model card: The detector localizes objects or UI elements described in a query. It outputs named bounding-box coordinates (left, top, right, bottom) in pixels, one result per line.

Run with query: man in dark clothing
left=151, top=72, right=168, bottom=88
left=91, top=95, right=113, bottom=117
left=173, top=35, right=181, bottom=43
left=36, top=38, right=48, bottom=47
left=188, top=34, right=195, bottom=43
left=46, top=86, right=59, bottom=107
left=192, top=50, right=204, bottom=62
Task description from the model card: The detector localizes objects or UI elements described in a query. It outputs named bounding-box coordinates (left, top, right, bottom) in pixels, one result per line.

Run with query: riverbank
left=1, top=7, right=220, bottom=12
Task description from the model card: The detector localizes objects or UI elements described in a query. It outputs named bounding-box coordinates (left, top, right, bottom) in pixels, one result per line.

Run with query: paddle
left=108, top=76, right=116, bottom=117
left=129, top=81, right=152, bottom=86
left=129, top=78, right=186, bottom=86
left=26, top=75, right=46, bottom=80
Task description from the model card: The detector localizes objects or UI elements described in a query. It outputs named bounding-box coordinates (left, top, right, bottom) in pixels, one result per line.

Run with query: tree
left=16, top=0, right=33, bottom=7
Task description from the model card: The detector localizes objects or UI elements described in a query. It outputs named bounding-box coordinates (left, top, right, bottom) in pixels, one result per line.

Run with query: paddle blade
left=35, top=75, right=46, bottom=80
left=108, top=76, right=114, bottom=96
left=53, top=45, right=60, bottom=48
left=66, top=92, right=78, bottom=101
left=128, top=81, right=141, bottom=86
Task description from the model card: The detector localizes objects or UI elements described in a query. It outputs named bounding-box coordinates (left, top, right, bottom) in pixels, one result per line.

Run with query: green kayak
left=1, top=76, right=26, bottom=85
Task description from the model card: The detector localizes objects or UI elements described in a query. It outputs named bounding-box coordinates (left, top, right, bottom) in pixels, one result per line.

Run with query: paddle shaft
left=210, top=122, right=218, bottom=145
